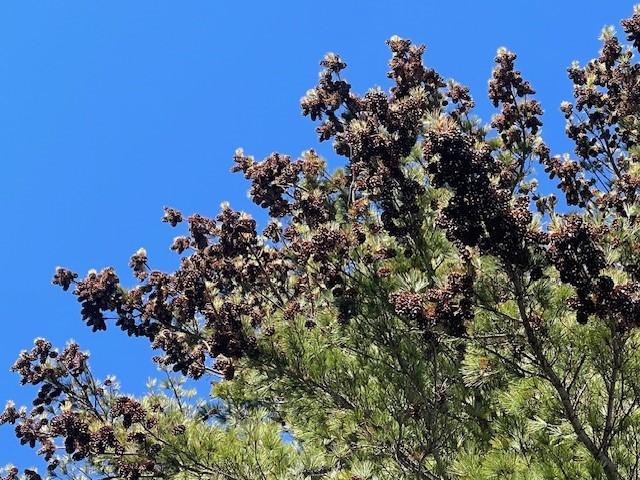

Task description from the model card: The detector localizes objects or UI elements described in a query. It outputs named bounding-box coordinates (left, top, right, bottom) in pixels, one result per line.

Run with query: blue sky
left=0, top=0, right=635, bottom=469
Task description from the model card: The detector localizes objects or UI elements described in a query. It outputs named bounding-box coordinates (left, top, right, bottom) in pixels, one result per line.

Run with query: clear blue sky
left=0, top=0, right=634, bottom=469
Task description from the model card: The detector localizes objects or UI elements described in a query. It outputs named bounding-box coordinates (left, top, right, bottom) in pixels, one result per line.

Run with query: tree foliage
left=4, top=7, right=640, bottom=480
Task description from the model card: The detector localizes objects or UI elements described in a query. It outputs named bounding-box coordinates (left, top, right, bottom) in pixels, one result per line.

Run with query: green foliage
left=4, top=7, right=640, bottom=480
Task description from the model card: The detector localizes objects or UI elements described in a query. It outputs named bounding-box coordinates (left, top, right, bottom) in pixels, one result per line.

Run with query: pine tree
left=4, top=7, right=640, bottom=480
